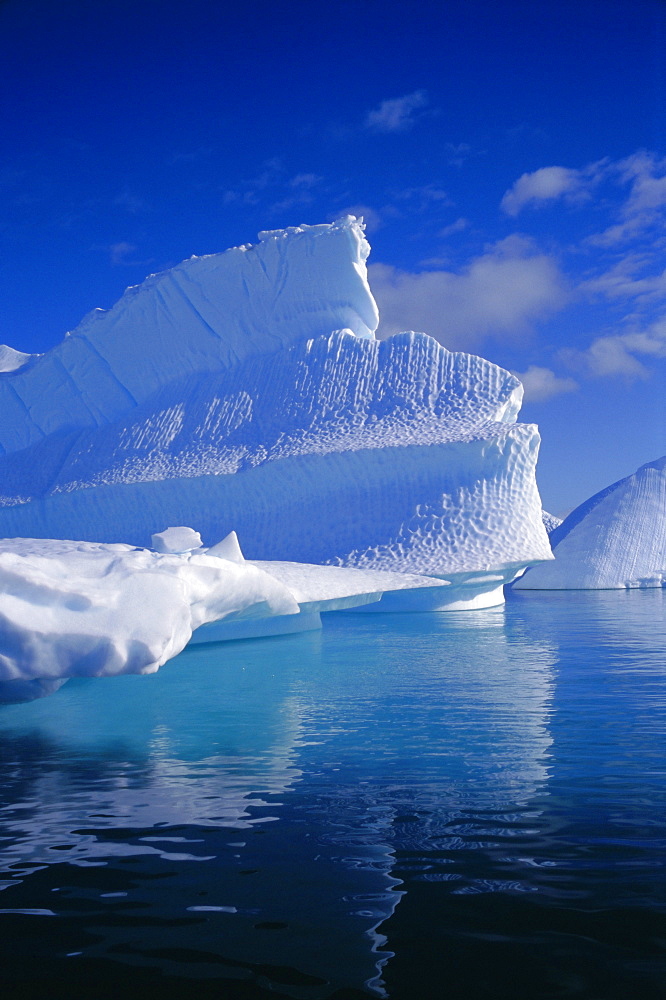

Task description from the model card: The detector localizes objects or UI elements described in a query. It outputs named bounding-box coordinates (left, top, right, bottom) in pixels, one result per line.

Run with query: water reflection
left=7, top=594, right=652, bottom=997
left=0, top=630, right=397, bottom=996
left=291, top=606, right=557, bottom=901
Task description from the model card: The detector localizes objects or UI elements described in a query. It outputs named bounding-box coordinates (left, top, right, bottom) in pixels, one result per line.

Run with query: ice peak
left=0, top=218, right=379, bottom=454
left=206, top=531, right=246, bottom=565
left=0, top=344, right=33, bottom=373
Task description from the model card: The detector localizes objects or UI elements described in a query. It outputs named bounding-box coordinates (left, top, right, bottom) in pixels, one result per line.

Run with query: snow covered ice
left=516, top=456, right=666, bottom=589
left=0, top=532, right=448, bottom=699
left=0, top=217, right=552, bottom=615
left=0, top=218, right=376, bottom=455
left=0, top=535, right=297, bottom=697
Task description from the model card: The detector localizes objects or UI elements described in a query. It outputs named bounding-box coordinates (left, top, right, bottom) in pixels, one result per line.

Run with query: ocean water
left=0, top=589, right=664, bottom=999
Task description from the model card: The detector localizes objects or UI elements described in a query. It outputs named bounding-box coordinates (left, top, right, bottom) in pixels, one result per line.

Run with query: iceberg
left=515, top=456, right=666, bottom=589
left=0, top=535, right=297, bottom=690
left=0, top=531, right=448, bottom=698
left=191, top=558, right=451, bottom=641
left=0, top=219, right=552, bottom=610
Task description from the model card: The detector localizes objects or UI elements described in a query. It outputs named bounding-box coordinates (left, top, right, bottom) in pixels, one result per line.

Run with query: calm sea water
left=0, top=590, right=664, bottom=999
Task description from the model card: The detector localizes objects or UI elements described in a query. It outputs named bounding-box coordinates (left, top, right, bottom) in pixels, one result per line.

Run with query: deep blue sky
left=1, top=0, right=665, bottom=513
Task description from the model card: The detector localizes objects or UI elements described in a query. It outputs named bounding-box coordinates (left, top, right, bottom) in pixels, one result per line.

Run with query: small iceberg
left=515, top=455, right=666, bottom=589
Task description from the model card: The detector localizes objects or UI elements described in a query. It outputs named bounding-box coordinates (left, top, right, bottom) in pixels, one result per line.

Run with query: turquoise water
left=0, top=590, right=664, bottom=998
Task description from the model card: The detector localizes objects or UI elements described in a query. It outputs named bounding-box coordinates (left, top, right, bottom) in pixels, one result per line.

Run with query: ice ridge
left=0, top=217, right=377, bottom=455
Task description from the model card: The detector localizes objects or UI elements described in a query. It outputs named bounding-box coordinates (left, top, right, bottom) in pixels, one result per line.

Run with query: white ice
left=0, top=218, right=552, bottom=616
left=0, top=535, right=297, bottom=695
left=0, top=345, right=33, bottom=373
left=0, top=218, right=376, bottom=455
left=0, top=531, right=449, bottom=699
left=541, top=510, right=562, bottom=534
left=151, top=525, right=204, bottom=553
left=515, top=455, right=666, bottom=589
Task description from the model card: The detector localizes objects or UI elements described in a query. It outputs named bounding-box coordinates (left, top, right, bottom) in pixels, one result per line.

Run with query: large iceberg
left=515, top=455, right=666, bottom=589
left=0, top=218, right=552, bottom=608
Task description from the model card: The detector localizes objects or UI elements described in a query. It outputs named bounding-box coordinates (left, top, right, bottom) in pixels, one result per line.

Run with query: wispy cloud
left=394, top=184, right=451, bottom=212
left=222, top=158, right=283, bottom=207
left=445, top=142, right=472, bottom=167
left=365, top=90, right=430, bottom=133
left=289, top=173, right=321, bottom=190
left=498, top=150, right=666, bottom=387
left=501, top=162, right=606, bottom=216
left=438, top=217, right=468, bottom=238
left=586, top=150, right=666, bottom=246
left=501, top=152, right=666, bottom=247
left=370, top=235, right=568, bottom=350
left=107, top=242, right=154, bottom=268
left=562, top=317, right=666, bottom=379
left=511, top=365, right=578, bottom=401
left=221, top=162, right=325, bottom=216
left=580, top=253, right=666, bottom=305
left=270, top=172, right=323, bottom=215
left=109, top=241, right=137, bottom=265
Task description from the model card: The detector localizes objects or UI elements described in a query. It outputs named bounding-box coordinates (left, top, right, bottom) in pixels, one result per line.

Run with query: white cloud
left=511, top=365, right=577, bottom=401
left=562, top=317, right=666, bottom=378
left=587, top=150, right=666, bottom=246
left=580, top=254, right=666, bottom=304
left=500, top=165, right=599, bottom=216
left=501, top=151, right=666, bottom=240
left=618, top=150, right=666, bottom=214
left=370, top=235, right=568, bottom=350
left=438, top=217, right=468, bottom=238
left=365, top=90, right=429, bottom=133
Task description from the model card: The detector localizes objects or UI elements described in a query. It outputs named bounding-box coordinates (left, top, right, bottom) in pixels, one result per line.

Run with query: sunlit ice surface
left=0, top=591, right=664, bottom=999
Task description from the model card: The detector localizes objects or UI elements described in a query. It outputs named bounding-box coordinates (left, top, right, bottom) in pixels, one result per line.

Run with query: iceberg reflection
left=0, top=608, right=557, bottom=997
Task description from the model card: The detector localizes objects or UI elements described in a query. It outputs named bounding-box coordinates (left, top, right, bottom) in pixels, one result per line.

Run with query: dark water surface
left=0, top=590, right=664, bottom=999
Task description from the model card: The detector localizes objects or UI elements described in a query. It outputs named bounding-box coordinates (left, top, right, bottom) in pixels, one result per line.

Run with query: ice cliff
left=515, top=456, right=666, bottom=589
left=0, top=217, right=552, bottom=608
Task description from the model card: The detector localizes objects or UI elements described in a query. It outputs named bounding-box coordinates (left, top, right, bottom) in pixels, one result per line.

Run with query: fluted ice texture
left=0, top=218, right=551, bottom=583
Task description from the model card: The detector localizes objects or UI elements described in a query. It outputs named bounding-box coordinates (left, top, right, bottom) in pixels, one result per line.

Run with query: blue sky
left=1, top=0, right=664, bottom=514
